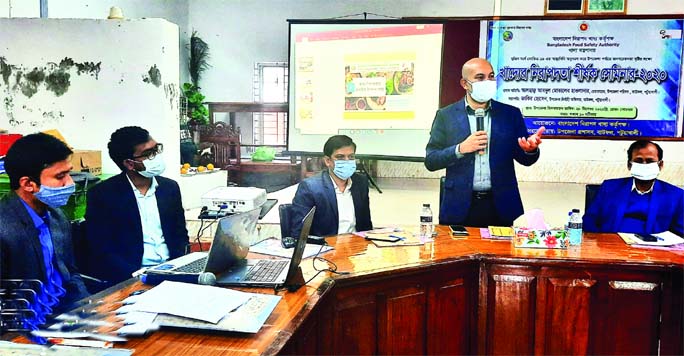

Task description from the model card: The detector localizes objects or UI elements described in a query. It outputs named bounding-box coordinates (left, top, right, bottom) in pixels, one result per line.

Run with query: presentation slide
left=487, top=19, right=684, bottom=137
left=288, top=22, right=444, bottom=158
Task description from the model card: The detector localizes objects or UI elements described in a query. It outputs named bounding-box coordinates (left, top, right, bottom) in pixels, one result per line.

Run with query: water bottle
left=568, top=208, right=583, bottom=245
left=419, top=203, right=434, bottom=240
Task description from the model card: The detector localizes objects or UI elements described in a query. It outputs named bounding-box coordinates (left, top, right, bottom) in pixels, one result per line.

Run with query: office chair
left=69, top=220, right=109, bottom=294
left=279, top=203, right=293, bottom=239
left=584, top=184, right=601, bottom=212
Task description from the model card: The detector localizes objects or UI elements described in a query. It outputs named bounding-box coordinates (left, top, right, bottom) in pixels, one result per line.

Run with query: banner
left=487, top=19, right=683, bottom=137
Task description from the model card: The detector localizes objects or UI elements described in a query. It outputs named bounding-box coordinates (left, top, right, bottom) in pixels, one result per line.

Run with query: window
left=253, top=62, right=288, bottom=147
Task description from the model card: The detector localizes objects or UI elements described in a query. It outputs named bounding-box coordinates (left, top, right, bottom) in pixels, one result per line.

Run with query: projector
left=200, top=186, right=267, bottom=214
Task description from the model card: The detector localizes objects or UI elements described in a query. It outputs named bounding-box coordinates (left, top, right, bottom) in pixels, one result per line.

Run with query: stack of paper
left=618, top=231, right=684, bottom=249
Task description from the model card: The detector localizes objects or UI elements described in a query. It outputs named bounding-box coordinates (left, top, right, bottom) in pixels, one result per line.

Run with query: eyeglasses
left=132, top=143, right=164, bottom=160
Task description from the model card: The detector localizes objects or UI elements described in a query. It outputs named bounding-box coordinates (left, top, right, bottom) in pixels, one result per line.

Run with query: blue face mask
left=34, top=183, right=76, bottom=208
left=332, top=159, right=356, bottom=180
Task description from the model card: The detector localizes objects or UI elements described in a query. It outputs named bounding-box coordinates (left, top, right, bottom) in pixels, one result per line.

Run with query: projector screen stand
left=357, top=160, right=382, bottom=194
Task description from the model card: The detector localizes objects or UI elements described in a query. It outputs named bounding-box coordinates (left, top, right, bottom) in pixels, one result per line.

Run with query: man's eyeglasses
left=132, top=143, right=164, bottom=160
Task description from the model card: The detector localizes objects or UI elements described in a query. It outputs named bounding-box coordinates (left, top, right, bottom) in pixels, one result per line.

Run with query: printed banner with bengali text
left=487, top=19, right=683, bottom=137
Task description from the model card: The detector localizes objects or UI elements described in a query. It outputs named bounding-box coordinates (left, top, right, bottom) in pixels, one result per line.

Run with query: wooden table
left=232, top=160, right=301, bottom=186
left=18, top=228, right=683, bottom=355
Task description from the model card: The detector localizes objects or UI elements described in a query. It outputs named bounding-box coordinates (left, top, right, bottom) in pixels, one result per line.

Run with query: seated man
left=85, top=126, right=188, bottom=285
left=291, top=135, right=372, bottom=238
left=0, top=133, right=88, bottom=320
left=583, top=139, right=683, bottom=236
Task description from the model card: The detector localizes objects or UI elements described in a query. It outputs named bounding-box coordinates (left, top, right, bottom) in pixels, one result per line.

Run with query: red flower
left=544, top=236, right=558, bottom=248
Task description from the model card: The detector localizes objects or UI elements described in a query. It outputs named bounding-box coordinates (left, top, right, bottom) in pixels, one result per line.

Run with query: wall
left=0, top=18, right=181, bottom=176
left=0, top=2, right=190, bottom=83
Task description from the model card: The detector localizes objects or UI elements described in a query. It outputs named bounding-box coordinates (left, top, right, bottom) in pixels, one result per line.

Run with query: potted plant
left=182, top=82, right=209, bottom=127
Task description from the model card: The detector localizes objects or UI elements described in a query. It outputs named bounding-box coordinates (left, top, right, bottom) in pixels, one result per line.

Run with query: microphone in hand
left=475, top=108, right=485, bottom=154
left=141, top=271, right=216, bottom=286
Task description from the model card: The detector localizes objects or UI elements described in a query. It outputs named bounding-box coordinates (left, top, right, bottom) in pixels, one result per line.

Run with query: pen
left=389, top=235, right=405, bottom=240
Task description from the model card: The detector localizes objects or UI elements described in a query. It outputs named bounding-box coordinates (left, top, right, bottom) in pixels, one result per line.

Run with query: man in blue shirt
left=584, top=140, right=684, bottom=236
left=0, top=133, right=88, bottom=324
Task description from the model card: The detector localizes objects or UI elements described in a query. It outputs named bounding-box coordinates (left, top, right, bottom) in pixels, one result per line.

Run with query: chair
left=584, top=184, right=601, bottom=212
left=279, top=203, right=293, bottom=239
left=69, top=220, right=109, bottom=294
left=199, top=122, right=242, bottom=184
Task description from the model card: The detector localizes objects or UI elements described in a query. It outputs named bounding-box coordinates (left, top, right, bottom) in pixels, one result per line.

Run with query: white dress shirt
left=330, top=174, right=356, bottom=234
left=126, top=175, right=170, bottom=267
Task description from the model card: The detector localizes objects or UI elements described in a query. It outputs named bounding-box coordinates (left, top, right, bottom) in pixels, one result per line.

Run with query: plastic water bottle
left=568, top=208, right=583, bottom=245
left=420, top=203, right=434, bottom=240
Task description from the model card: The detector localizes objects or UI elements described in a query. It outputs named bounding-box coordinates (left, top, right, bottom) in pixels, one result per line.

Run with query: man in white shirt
left=85, top=126, right=188, bottom=286
left=291, top=135, right=373, bottom=238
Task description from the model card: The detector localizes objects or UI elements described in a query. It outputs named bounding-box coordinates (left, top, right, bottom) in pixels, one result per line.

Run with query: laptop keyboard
left=244, top=260, right=288, bottom=282
left=174, top=256, right=208, bottom=273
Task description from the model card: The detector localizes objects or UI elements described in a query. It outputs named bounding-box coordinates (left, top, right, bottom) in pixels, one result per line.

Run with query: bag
left=251, top=146, right=276, bottom=162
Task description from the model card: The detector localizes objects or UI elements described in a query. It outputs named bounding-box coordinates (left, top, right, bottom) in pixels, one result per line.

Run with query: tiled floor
left=259, top=178, right=586, bottom=230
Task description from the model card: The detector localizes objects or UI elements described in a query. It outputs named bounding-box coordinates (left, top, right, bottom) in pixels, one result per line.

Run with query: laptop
left=216, top=206, right=315, bottom=289
left=147, top=206, right=315, bottom=289
left=146, top=207, right=260, bottom=277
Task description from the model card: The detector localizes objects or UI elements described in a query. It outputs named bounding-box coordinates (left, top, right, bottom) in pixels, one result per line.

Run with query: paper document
left=250, top=237, right=333, bottom=258
left=153, top=293, right=281, bottom=333
left=127, top=281, right=251, bottom=323
left=618, top=231, right=684, bottom=246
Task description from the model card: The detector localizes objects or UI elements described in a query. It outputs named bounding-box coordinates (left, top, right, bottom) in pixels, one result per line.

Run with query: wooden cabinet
left=319, top=262, right=478, bottom=355
left=480, top=262, right=676, bottom=355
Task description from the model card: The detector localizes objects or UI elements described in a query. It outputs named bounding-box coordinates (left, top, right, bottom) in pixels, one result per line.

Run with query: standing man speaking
left=425, top=58, right=544, bottom=227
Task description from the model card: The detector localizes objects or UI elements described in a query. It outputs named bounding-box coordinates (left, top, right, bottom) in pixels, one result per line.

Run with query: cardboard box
left=0, top=134, right=22, bottom=157
left=70, top=150, right=102, bottom=175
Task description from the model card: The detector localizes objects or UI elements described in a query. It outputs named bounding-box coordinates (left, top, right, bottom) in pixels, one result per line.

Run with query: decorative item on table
left=513, top=228, right=569, bottom=249
left=180, top=163, right=216, bottom=176
left=251, top=146, right=276, bottom=162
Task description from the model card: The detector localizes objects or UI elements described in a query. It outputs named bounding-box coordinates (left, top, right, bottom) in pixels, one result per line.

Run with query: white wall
left=47, top=0, right=190, bottom=84
left=0, top=18, right=181, bottom=177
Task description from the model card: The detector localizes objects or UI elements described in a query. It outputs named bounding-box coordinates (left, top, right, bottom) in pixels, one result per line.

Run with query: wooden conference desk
left=76, top=228, right=683, bottom=355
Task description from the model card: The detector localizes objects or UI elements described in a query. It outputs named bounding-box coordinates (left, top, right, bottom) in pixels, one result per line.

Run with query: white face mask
left=467, top=80, right=497, bottom=103
left=138, top=154, right=166, bottom=178
left=630, top=162, right=660, bottom=181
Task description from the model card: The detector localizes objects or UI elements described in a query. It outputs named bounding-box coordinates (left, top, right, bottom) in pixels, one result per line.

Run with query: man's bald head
left=461, top=58, right=494, bottom=80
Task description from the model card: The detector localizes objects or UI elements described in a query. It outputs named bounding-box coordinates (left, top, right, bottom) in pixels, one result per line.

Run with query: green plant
left=182, top=82, right=209, bottom=125
left=182, top=31, right=212, bottom=126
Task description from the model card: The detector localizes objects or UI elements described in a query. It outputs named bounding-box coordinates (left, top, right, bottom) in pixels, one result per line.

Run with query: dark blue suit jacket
left=583, top=178, right=684, bottom=236
left=425, top=98, right=539, bottom=225
left=291, top=171, right=372, bottom=237
left=0, top=192, right=89, bottom=314
left=84, top=173, right=188, bottom=285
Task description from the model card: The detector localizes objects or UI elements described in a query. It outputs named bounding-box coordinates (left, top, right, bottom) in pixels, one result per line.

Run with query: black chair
left=584, top=184, right=601, bottom=212
left=279, top=203, right=293, bottom=239
left=69, top=220, right=108, bottom=294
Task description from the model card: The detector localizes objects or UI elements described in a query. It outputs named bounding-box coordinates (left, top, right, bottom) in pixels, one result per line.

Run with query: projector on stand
left=200, top=187, right=267, bottom=216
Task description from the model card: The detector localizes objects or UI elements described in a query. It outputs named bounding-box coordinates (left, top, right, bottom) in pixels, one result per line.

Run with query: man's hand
left=518, top=126, right=545, bottom=152
left=459, top=131, right=488, bottom=154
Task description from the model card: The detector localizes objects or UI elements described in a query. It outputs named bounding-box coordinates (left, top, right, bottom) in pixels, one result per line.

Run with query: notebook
left=216, top=206, right=315, bottom=289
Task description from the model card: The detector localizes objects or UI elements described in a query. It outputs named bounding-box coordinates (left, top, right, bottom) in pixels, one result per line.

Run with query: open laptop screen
left=284, top=206, right=315, bottom=284
left=204, top=207, right=260, bottom=274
